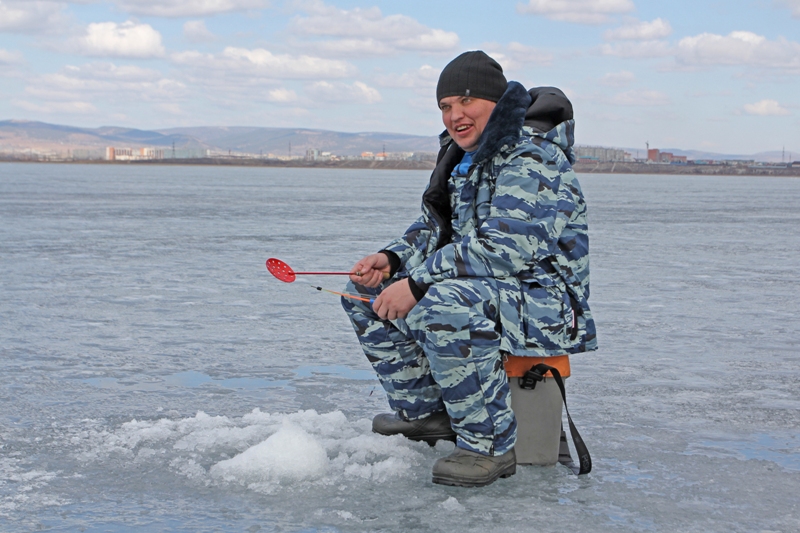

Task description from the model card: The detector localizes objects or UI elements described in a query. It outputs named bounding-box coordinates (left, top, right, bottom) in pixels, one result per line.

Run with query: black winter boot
left=372, top=411, right=456, bottom=445
left=431, top=447, right=516, bottom=487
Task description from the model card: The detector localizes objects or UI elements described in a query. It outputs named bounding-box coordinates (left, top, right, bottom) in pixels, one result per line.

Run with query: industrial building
left=647, top=148, right=687, bottom=164
left=574, top=145, right=630, bottom=162
left=106, top=147, right=164, bottom=161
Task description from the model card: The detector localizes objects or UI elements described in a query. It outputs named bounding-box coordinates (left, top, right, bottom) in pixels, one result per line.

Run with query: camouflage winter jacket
left=384, top=81, right=597, bottom=356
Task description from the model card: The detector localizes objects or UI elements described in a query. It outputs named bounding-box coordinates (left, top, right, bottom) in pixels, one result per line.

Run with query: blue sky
left=0, top=0, right=798, bottom=155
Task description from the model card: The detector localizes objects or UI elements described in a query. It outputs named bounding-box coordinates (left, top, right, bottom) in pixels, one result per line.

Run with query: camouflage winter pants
left=341, top=277, right=517, bottom=456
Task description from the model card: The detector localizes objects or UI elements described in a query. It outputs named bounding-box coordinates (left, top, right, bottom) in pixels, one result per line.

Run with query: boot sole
left=373, top=429, right=457, bottom=446
left=431, top=463, right=516, bottom=488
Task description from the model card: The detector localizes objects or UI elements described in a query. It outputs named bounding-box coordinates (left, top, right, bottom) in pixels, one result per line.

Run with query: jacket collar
left=473, top=81, right=532, bottom=164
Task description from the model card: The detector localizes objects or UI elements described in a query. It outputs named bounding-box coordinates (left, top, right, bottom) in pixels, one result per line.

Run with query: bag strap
left=519, top=363, right=592, bottom=475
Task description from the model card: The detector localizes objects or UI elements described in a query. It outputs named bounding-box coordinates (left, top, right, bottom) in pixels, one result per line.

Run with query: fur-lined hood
left=438, top=81, right=576, bottom=165
left=424, top=82, right=576, bottom=245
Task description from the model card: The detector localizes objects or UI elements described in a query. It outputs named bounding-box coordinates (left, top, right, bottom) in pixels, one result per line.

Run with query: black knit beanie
left=436, top=51, right=507, bottom=103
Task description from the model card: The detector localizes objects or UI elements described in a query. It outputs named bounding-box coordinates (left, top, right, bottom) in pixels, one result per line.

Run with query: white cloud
left=376, top=64, right=439, bottom=91
left=0, top=48, right=24, bottom=64
left=291, top=1, right=458, bottom=55
left=598, top=30, right=800, bottom=74
left=599, top=40, right=672, bottom=58
left=676, top=31, right=800, bottom=70
left=23, top=62, right=186, bottom=105
left=0, top=1, right=67, bottom=33
left=13, top=99, right=98, bottom=114
left=306, top=80, right=381, bottom=103
left=516, top=0, right=635, bottom=25
left=116, top=0, right=269, bottom=17
left=267, top=88, right=297, bottom=103
left=599, top=70, right=635, bottom=86
left=171, top=47, right=355, bottom=79
left=604, top=18, right=672, bottom=41
left=498, top=42, right=555, bottom=67
left=308, top=38, right=394, bottom=56
left=183, top=20, right=216, bottom=43
left=78, top=21, right=166, bottom=58
left=743, top=99, right=791, bottom=116
left=776, top=0, right=800, bottom=17
left=64, top=62, right=165, bottom=82
left=611, top=90, right=670, bottom=106
left=155, top=102, right=184, bottom=115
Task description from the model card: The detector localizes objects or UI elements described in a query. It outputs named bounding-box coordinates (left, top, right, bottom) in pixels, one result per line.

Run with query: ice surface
left=76, top=408, right=426, bottom=494
left=1, top=164, right=799, bottom=532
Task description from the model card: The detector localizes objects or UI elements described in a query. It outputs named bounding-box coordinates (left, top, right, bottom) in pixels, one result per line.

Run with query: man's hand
left=349, top=253, right=391, bottom=288
left=373, top=279, right=417, bottom=321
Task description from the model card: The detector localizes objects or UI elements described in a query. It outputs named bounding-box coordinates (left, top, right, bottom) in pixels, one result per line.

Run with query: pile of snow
left=210, top=424, right=328, bottom=483
left=74, top=409, right=434, bottom=493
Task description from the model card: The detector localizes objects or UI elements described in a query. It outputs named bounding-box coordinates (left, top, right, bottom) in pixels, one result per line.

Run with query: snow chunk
left=211, top=423, right=328, bottom=483
left=75, top=409, right=428, bottom=494
left=440, top=496, right=465, bottom=512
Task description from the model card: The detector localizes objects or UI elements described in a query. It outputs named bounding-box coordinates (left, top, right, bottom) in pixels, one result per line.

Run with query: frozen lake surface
left=1, top=163, right=798, bottom=532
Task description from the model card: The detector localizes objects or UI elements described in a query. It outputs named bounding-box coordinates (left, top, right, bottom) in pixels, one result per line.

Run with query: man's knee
left=406, top=281, right=464, bottom=332
left=407, top=279, right=495, bottom=325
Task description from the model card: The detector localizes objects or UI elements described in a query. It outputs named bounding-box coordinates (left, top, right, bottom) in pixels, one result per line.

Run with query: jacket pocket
left=520, top=280, right=570, bottom=351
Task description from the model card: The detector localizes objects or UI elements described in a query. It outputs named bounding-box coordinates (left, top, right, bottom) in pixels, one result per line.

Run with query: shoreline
left=572, top=160, right=800, bottom=177
left=2, top=157, right=799, bottom=177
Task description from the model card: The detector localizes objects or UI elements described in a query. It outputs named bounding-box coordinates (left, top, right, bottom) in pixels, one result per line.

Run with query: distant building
left=575, top=146, right=629, bottom=162
left=106, top=147, right=164, bottom=161
left=647, top=148, right=687, bottom=164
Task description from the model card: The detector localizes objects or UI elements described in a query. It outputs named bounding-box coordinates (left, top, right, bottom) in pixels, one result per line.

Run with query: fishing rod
left=310, top=285, right=375, bottom=304
left=266, top=257, right=388, bottom=284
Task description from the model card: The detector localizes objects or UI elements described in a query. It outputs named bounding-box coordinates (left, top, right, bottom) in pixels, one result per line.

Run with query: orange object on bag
left=504, top=354, right=571, bottom=378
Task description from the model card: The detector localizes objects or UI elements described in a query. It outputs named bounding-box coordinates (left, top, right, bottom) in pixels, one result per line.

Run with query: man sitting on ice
left=342, top=50, right=597, bottom=487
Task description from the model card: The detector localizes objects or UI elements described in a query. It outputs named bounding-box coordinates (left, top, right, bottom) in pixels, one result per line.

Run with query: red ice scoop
left=266, top=258, right=356, bottom=283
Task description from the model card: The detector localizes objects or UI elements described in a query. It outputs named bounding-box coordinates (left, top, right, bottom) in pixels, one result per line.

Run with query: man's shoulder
left=496, top=133, right=566, bottom=169
left=489, top=132, right=579, bottom=191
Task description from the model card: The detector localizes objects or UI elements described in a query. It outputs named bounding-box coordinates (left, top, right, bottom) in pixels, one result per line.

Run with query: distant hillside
left=2, top=119, right=793, bottom=162
left=0, top=120, right=207, bottom=154
left=0, top=120, right=440, bottom=157
left=658, top=148, right=798, bottom=164
left=614, top=146, right=798, bottom=164
left=156, top=126, right=439, bottom=157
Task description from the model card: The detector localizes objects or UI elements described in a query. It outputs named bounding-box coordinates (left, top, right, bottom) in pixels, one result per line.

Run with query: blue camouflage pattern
left=384, top=82, right=597, bottom=356
left=342, top=277, right=516, bottom=455
left=342, top=81, right=596, bottom=456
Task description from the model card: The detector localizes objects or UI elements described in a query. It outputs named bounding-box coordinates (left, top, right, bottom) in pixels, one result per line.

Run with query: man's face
left=439, top=95, right=496, bottom=152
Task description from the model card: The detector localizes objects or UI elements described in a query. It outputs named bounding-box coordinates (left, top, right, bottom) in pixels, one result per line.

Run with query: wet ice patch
left=74, top=409, right=428, bottom=494
left=0, top=457, right=66, bottom=518
left=686, top=433, right=800, bottom=472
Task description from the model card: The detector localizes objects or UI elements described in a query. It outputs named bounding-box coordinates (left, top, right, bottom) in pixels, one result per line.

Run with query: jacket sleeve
left=381, top=214, right=433, bottom=268
left=407, top=151, right=573, bottom=285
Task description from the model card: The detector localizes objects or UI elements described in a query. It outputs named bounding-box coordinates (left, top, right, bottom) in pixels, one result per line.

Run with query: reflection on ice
left=294, top=364, right=375, bottom=381
left=84, top=370, right=291, bottom=391
left=83, top=365, right=374, bottom=393
left=687, top=433, right=800, bottom=472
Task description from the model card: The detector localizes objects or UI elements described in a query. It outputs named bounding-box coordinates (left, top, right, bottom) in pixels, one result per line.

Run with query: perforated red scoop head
left=266, top=258, right=296, bottom=283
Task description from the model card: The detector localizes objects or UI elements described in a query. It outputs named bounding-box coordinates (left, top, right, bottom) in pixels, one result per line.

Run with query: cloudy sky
left=0, top=0, right=798, bottom=154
